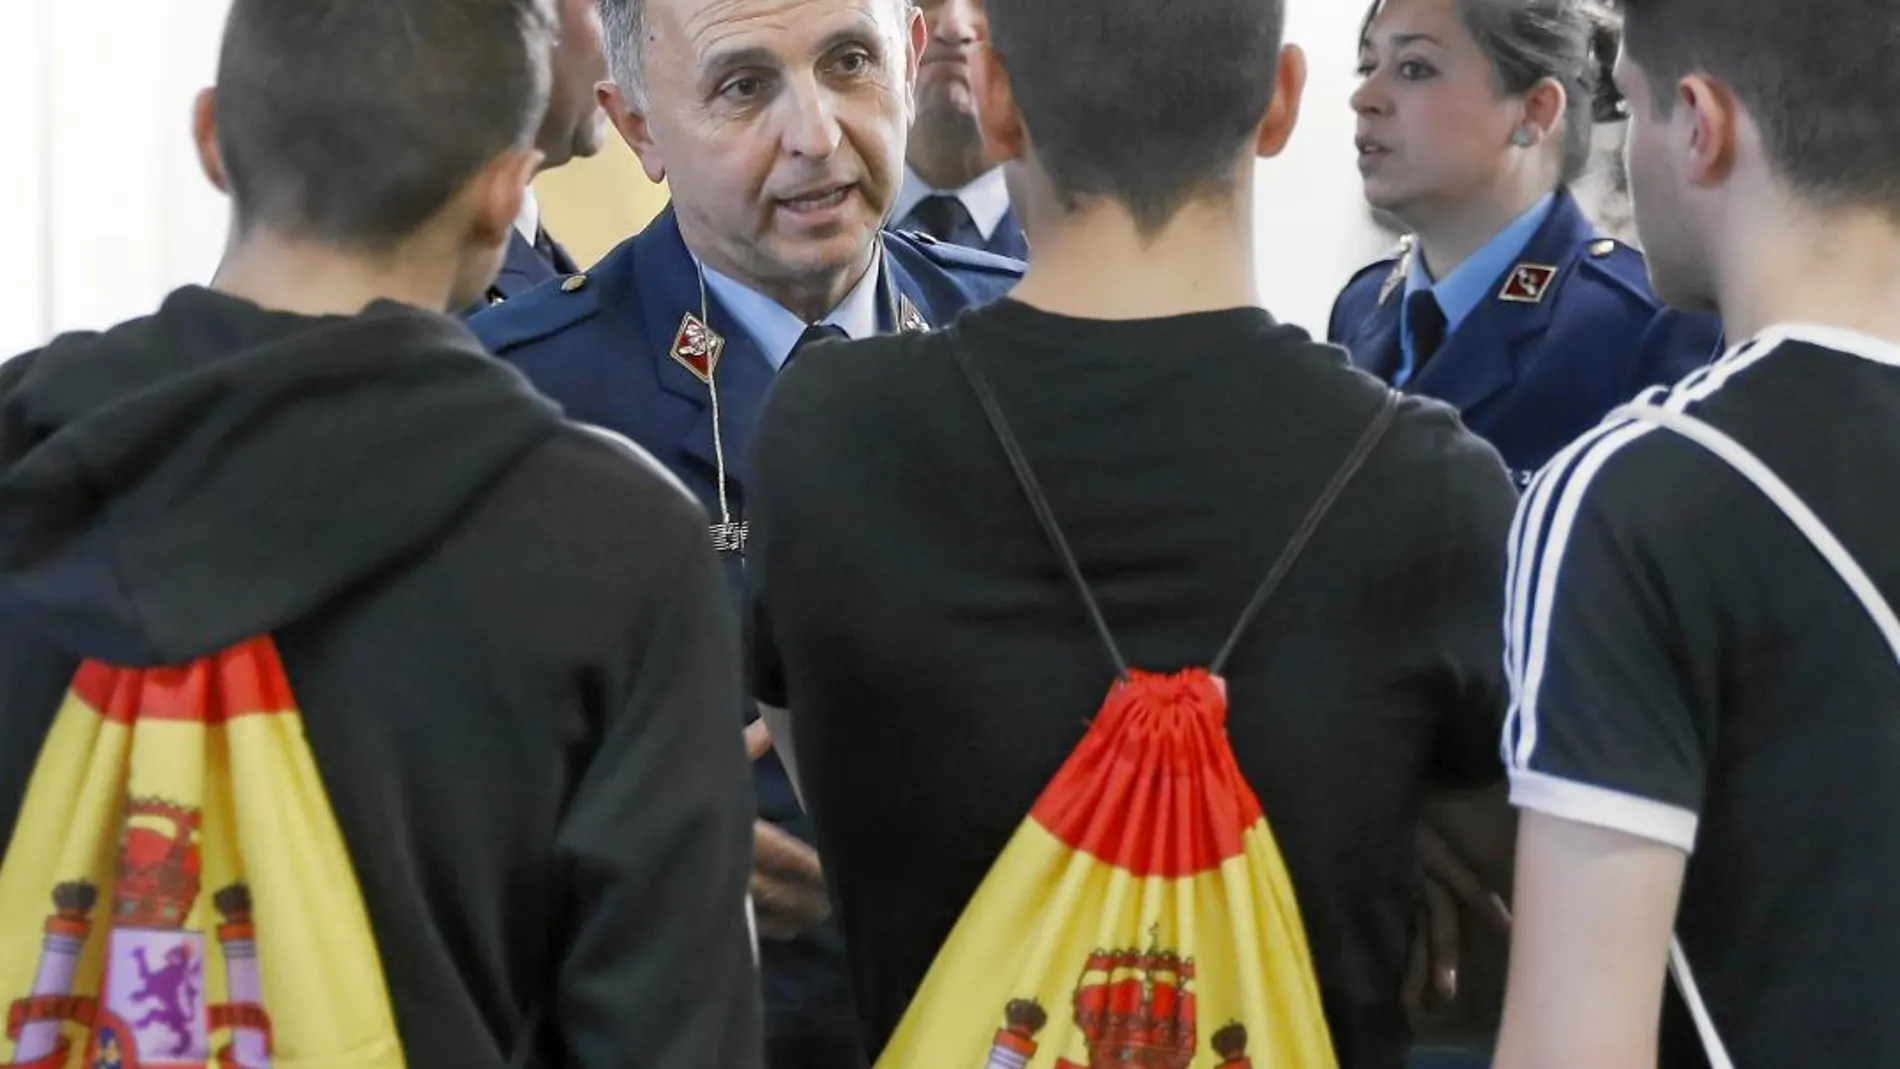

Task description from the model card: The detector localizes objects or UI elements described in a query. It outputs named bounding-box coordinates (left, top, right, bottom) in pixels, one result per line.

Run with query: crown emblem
left=54, top=880, right=100, bottom=924
left=112, top=795, right=202, bottom=929
left=1072, top=927, right=1196, bottom=1068
left=1211, top=1021, right=1253, bottom=1067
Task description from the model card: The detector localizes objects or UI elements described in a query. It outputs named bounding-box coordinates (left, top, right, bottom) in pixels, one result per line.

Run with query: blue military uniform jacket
left=888, top=207, right=1029, bottom=261
left=462, top=227, right=579, bottom=317
left=469, top=205, right=1021, bottom=1039
left=1329, top=188, right=1722, bottom=483
left=980, top=207, right=1028, bottom=261
left=891, top=168, right=1029, bottom=261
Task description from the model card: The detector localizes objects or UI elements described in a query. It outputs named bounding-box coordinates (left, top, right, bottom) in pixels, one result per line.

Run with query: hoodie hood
left=0, top=286, right=563, bottom=666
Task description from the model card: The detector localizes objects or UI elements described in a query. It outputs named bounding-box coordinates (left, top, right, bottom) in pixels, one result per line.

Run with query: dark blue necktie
left=787, top=322, right=847, bottom=367
left=909, top=194, right=976, bottom=245
left=1402, top=290, right=1447, bottom=385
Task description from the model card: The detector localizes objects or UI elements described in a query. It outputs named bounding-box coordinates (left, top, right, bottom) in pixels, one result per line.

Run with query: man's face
left=1616, top=47, right=1717, bottom=311
left=542, top=0, right=611, bottom=167
left=633, top=0, right=918, bottom=293
left=911, top=0, right=984, bottom=154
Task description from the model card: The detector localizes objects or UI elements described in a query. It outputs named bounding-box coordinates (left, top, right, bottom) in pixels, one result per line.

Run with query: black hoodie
left=0, top=287, right=762, bottom=1068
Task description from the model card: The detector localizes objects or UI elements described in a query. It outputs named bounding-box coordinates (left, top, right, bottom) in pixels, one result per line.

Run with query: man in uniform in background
left=469, top=0, right=1022, bottom=1064
left=473, top=0, right=611, bottom=309
left=888, top=0, right=1028, bottom=258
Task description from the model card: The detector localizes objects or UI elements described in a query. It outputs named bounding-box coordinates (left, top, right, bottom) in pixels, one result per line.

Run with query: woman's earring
left=1511, top=127, right=1536, bottom=148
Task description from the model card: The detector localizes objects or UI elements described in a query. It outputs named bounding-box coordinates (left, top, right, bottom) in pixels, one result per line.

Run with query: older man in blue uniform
left=1330, top=188, right=1721, bottom=485
left=470, top=0, right=1021, bottom=1064
left=888, top=0, right=1028, bottom=259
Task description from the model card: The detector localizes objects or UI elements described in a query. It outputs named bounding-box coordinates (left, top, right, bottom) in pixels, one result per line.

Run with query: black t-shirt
left=746, top=298, right=1518, bottom=1068
left=1505, top=326, right=1900, bottom=1067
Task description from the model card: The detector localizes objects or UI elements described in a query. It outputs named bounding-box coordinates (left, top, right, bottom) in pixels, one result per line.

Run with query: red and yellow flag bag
left=874, top=342, right=1401, bottom=1069
left=0, top=637, right=404, bottom=1069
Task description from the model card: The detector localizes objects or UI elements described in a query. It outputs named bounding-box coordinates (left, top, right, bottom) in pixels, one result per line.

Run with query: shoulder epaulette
left=469, top=271, right=603, bottom=354
left=1572, top=235, right=1662, bottom=310
left=887, top=229, right=1026, bottom=279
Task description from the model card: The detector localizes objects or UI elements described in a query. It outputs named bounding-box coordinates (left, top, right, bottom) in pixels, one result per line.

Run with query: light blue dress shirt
left=1397, top=194, right=1555, bottom=383
left=701, top=255, right=884, bottom=370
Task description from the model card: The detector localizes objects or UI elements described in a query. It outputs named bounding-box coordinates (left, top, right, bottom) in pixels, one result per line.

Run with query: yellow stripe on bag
left=879, top=822, right=1334, bottom=1069
left=875, top=670, right=1338, bottom=1069
left=0, top=638, right=405, bottom=1069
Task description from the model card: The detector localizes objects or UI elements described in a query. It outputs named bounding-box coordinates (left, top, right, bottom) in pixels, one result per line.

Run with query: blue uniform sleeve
left=1626, top=309, right=1724, bottom=397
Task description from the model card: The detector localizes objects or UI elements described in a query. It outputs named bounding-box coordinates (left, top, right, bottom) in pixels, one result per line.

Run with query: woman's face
left=1351, top=0, right=1526, bottom=225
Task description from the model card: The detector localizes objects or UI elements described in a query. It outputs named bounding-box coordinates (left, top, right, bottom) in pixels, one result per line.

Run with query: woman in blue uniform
left=1331, top=0, right=1720, bottom=484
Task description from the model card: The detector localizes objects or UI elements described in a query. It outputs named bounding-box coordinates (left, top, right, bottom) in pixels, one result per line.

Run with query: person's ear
left=1514, top=75, right=1566, bottom=148
left=1256, top=44, right=1308, bottom=158
left=191, top=88, right=230, bottom=193
left=464, top=147, right=545, bottom=250
left=904, top=3, right=927, bottom=117
left=1676, top=73, right=1737, bottom=190
left=601, top=80, right=668, bottom=184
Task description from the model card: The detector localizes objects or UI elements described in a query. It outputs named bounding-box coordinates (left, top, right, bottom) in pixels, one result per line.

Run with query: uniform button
left=561, top=274, right=588, bottom=292
left=1590, top=239, right=1617, bottom=258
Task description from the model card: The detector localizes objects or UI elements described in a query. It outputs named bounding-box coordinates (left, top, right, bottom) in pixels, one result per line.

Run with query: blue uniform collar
left=1402, top=193, right=1554, bottom=354
left=1398, top=188, right=1596, bottom=412
left=627, top=206, right=934, bottom=495
left=487, top=228, right=560, bottom=302
left=894, top=165, right=1015, bottom=242
left=700, top=253, right=884, bottom=370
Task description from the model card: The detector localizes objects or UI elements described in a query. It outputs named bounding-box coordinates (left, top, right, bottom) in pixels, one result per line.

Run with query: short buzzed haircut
left=1619, top=0, right=1900, bottom=215
left=982, top=0, right=1285, bottom=234
left=216, top=0, right=556, bottom=250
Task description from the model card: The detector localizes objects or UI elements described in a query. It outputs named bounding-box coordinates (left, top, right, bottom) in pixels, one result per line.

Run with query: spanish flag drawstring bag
left=874, top=340, right=1401, bottom=1069
left=0, top=637, right=405, bottom=1069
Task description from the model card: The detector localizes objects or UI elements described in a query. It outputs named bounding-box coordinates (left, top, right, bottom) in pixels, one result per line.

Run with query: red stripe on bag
left=1029, top=669, right=1267, bottom=878
left=71, top=637, right=297, bottom=723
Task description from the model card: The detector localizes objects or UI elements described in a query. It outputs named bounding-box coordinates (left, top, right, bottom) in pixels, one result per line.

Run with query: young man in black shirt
left=1495, top=2, right=1900, bottom=1067
left=0, top=1, right=760, bottom=1064
left=743, top=1, right=1518, bottom=1064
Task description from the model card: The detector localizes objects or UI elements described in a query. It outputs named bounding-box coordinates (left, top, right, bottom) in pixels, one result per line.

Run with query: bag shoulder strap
left=950, top=331, right=1401, bottom=677
left=1212, top=388, right=1398, bottom=673
left=1613, top=398, right=1900, bottom=1069
left=950, top=333, right=1130, bottom=677
left=1610, top=401, right=1900, bottom=659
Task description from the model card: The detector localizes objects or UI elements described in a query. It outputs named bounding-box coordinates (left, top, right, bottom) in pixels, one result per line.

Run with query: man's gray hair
left=599, top=0, right=648, bottom=105
left=598, top=0, right=912, bottom=109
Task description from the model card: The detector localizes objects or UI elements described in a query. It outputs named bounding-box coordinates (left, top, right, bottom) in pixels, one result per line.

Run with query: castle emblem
left=981, top=929, right=1255, bottom=1069
left=6, top=796, right=276, bottom=1069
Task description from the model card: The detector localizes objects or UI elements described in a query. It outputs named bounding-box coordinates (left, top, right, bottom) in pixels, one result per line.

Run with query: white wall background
left=1265, top=2, right=1396, bottom=337
left=0, top=0, right=1390, bottom=356
left=1, top=0, right=235, bottom=359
